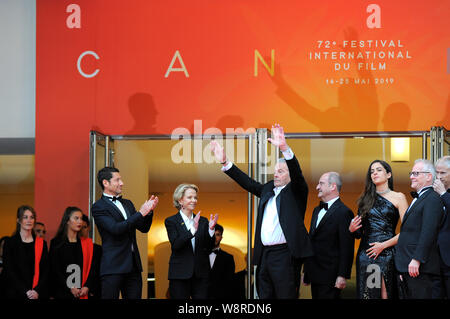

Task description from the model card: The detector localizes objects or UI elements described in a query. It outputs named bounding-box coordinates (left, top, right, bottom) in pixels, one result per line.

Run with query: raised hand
left=193, top=211, right=201, bottom=231
left=433, top=179, right=446, bottom=196
left=267, top=123, right=288, bottom=151
left=210, top=140, right=227, bottom=164
left=140, top=195, right=159, bottom=216
left=209, top=213, right=219, bottom=230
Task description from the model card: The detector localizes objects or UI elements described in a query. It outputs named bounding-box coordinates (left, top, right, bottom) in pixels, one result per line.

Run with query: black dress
left=353, top=195, right=399, bottom=299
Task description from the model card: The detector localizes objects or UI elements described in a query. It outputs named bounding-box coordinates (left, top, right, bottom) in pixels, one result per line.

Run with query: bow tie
left=211, top=248, right=219, bottom=254
left=410, top=187, right=432, bottom=199
left=111, top=195, right=122, bottom=202
left=319, top=201, right=328, bottom=210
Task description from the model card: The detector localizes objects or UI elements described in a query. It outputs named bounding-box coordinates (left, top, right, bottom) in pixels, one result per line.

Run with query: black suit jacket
left=438, top=190, right=450, bottom=267
left=91, top=195, right=153, bottom=276
left=2, top=234, right=49, bottom=299
left=48, top=237, right=101, bottom=299
left=208, top=248, right=236, bottom=298
left=224, top=155, right=313, bottom=266
left=304, top=198, right=354, bottom=285
left=165, top=212, right=215, bottom=280
left=395, top=188, right=444, bottom=275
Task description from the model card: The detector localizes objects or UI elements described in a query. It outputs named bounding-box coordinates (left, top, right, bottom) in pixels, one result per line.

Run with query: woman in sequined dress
left=349, top=160, right=408, bottom=299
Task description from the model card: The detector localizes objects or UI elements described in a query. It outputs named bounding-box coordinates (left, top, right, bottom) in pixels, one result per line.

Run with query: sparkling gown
left=354, top=195, right=399, bottom=299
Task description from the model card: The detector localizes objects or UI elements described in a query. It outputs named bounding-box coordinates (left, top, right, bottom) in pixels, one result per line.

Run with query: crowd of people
left=0, top=124, right=449, bottom=300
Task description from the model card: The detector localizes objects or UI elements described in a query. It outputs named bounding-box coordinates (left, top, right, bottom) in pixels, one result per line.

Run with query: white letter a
left=366, top=4, right=381, bottom=29
left=165, top=50, right=190, bottom=78
left=66, top=4, right=81, bottom=29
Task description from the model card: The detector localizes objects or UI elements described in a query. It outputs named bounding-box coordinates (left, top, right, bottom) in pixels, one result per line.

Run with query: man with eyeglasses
left=433, top=156, right=450, bottom=298
left=395, top=159, right=444, bottom=299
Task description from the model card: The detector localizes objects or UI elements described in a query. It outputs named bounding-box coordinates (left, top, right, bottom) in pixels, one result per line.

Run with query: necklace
left=376, top=188, right=391, bottom=195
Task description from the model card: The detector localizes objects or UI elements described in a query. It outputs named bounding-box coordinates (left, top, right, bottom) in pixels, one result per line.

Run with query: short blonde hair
left=173, top=183, right=199, bottom=210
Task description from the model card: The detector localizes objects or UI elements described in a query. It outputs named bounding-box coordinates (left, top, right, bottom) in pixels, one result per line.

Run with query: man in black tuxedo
left=210, top=124, right=313, bottom=299
left=208, top=224, right=236, bottom=299
left=433, top=156, right=450, bottom=298
left=92, top=167, right=158, bottom=299
left=395, top=159, right=444, bottom=299
left=303, top=172, right=354, bottom=299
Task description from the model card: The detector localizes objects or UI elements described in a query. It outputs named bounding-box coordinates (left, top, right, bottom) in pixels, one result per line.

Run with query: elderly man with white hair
left=433, top=156, right=450, bottom=298
left=395, top=159, right=444, bottom=299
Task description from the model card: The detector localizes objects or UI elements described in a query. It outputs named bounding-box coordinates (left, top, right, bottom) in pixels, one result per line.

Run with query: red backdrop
left=36, top=0, right=450, bottom=235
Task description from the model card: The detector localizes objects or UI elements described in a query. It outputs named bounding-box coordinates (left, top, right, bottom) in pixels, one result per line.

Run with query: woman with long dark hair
left=349, top=160, right=408, bottom=299
left=2, top=205, right=49, bottom=299
left=49, top=206, right=99, bottom=299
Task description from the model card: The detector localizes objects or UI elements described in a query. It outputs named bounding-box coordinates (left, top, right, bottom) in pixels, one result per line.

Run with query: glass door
left=107, top=132, right=255, bottom=298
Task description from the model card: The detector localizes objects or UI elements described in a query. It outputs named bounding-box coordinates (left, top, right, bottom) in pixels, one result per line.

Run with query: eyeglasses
left=409, top=171, right=431, bottom=177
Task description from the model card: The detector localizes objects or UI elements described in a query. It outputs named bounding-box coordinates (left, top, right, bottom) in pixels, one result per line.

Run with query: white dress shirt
left=316, top=196, right=339, bottom=227
left=260, top=184, right=287, bottom=245
left=222, top=147, right=294, bottom=246
left=103, top=193, right=127, bottom=220
left=209, top=247, right=220, bottom=268
left=179, top=210, right=196, bottom=251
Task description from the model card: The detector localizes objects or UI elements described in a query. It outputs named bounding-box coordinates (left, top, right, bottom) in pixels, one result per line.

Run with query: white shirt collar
left=179, top=210, right=194, bottom=223
left=273, top=184, right=287, bottom=194
left=325, top=196, right=339, bottom=207
left=416, top=185, right=432, bottom=196
left=103, top=192, right=120, bottom=199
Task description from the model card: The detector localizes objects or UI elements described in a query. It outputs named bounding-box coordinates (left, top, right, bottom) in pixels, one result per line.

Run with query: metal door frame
left=89, top=131, right=256, bottom=298
left=89, top=131, right=114, bottom=241
left=89, top=128, right=437, bottom=299
left=430, top=126, right=449, bottom=162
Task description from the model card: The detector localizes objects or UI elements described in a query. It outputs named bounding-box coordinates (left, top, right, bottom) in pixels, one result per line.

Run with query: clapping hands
left=140, top=195, right=159, bottom=217
left=193, top=212, right=219, bottom=231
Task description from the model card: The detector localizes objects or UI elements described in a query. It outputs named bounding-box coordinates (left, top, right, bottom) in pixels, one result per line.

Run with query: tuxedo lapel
left=122, top=199, right=132, bottom=218
left=211, top=250, right=222, bottom=271
left=102, top=196, right=126, bottom=221
left=260, top=190, right=275, bottom=207
left=309, top=207, right=320, bottom=236
left=402, top=189, right=432, bottom=225
left=314, top=199, right=341, bottom=234
left=175, top=213, right=189, bottom=233
left=276, top=194, right=282, bottom=219
left=257, top=189, right=275, bottom=225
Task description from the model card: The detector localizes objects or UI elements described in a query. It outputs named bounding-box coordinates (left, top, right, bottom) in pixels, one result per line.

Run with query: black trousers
left=433, top=262, right=450, bottom=299
left=169, top=275, right=209, bottom=299
left=311, top=284, right=341, bottom=299
left=398, top=272, right=435, bottom=299
left=101, top=256, right=142, bottom=299
left=256, top=244, right=299, bottom=299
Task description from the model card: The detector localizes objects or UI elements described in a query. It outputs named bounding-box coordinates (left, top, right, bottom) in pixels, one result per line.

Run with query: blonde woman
left=165, top=183, right=218, bottom=299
